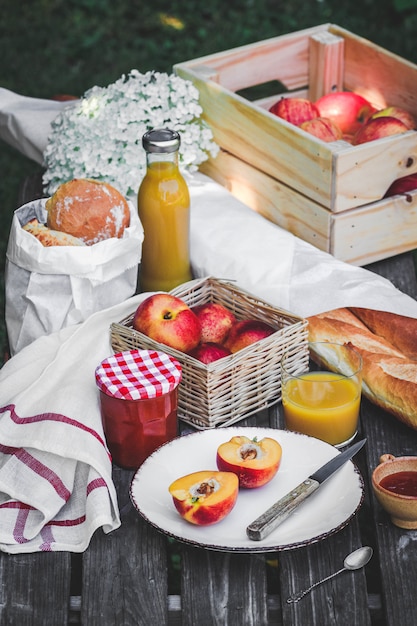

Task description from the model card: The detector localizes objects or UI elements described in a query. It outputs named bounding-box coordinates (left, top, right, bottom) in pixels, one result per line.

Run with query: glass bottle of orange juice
left=138, top=128, right=192, bottom=292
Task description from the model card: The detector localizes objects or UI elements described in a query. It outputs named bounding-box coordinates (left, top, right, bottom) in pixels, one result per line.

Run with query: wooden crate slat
left=308, top=31, right=345, bottom=101
left=199, top=150, right=331, bottom=252
left=333, top=131, right=417, bottom=212
left=333, top=25, right=417, bottom=112
left=330, top=191, right=417, bottom=265
left=181, top=24, right=331, bottom=93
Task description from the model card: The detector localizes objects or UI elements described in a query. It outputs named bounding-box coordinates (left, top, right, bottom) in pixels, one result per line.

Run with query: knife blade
left=246, top=438, right=366, bottom=541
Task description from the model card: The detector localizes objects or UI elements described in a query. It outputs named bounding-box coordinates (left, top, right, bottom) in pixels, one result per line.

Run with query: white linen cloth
left=1, top=89, right=417, bottom=555
left=0, top=87, right=74, bottom=164
left=187, top=174, right=417, bottom=319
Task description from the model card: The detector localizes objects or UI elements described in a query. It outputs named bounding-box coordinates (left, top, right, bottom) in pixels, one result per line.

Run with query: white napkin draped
left=0, top=87, right=74, bottom=164
left=1, top=89, right=417, bottom=554
left=188, top=173, right=417, bottom=319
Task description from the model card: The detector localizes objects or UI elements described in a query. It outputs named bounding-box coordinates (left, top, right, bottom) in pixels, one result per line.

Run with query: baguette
left=307, top=308, right=417, bottom=430
left=349, top=307, right=417, bottom=360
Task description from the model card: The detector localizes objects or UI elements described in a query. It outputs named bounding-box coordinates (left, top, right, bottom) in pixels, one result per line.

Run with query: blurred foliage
left=1, top=0, right=417, bottom=354
left=394, top=0, right=417, bottom=9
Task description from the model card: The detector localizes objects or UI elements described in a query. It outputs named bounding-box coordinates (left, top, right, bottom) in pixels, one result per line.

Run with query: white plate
left=130, top=427, right=364, bottom=552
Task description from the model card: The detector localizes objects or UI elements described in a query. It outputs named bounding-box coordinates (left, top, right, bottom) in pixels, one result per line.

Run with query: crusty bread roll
left=46, top=179, right=130, bottom=245
left=307, top=308, right=417, bottom=430
left=23, top=218, right=86, bottom=247
left=349, top=307, right=417, bottom=360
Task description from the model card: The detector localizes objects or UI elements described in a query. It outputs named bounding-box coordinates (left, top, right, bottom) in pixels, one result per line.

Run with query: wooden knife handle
left=246, top=478, right=320, bottom=541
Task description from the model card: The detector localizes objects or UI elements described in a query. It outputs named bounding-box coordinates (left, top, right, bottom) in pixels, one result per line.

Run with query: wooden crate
left=174, top=24, right=417, bottom=265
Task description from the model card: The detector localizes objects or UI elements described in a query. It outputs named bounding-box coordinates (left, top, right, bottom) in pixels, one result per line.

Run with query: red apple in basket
left=191, top=302, right=236, bottom=344
left=352, top=116, right=409, bottom=145
left=188, top=342, right=232, bottom=364
left=216, top=435, right=282, bottom=488
left=299, top=116, right=343, bottom=142
left=269, top=97, right=319, bottom=126
left=371, top=106, right=416, bottom=130
left=132, top=293, right=201, bottom=352
left=384, top=173, right=417, bottom=198
left=224, top=319, right=275, bottom=353
left=169, top=470, right=239, bottom=525
left=315, top=91, right=376, bottom=136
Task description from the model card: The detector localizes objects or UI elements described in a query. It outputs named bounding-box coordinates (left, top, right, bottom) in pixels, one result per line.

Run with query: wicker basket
left=111, top=277, right=309, bottom=429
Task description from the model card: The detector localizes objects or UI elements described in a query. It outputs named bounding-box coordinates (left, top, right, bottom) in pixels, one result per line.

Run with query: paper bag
left=5, top=199, right=143, bottom=355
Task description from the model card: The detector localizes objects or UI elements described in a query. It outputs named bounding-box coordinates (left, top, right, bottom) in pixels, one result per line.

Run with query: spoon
left=286, top=546, right=373, bottom=603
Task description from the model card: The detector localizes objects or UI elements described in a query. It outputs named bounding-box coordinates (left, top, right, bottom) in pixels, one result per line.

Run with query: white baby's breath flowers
left=42, top=70, right=219, bottom=197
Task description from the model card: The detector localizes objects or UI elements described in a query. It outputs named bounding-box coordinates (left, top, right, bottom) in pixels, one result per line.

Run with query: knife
left=246, top=438, right=366, bottom=541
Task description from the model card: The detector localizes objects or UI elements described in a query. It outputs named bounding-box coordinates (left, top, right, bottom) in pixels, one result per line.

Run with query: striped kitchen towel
left=0, top=293, right=147, bottom=553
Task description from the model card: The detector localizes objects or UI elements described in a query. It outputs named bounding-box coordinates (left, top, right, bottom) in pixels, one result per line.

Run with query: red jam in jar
left=95, top=349, right=182, bottom=469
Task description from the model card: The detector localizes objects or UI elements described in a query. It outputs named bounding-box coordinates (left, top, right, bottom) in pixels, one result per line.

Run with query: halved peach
left=169, top=470, right=239, bottom=525
left=216, top=435, right=282, bottom=488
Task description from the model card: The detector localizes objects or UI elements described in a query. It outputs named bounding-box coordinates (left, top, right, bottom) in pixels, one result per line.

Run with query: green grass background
left=1, top=0, right=417, bottom=358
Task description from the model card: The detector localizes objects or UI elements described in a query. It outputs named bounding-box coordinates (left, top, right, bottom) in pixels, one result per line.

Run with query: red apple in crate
left=315, top=91, right=375, bottom=136
left=269, top=97, right=319, bottom=126
left=169, top=470, right=239, bottom=525
left=216, top=435, right=282, bottom=488
left=191, top=302, right=236, bottom=344
left=299, top=116, right=343, bottom=142
left=132, top=293, right=201, bottom=352
left=352, top=116, right=409, bottom=145
left=224, top=319, right=275, bottom=353
left=384, top=173, right=417, bottom=198
left=188, top=342, right=232, bottom=364
left=371, top=106, right=416, bottom=130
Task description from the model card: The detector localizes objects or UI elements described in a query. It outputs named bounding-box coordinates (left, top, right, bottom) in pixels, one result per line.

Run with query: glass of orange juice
left=281, top=342, right=363, bottom=448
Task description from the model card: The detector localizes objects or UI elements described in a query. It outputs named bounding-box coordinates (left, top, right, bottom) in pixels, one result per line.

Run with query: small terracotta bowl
left=372, top=454, right=417, bottom=529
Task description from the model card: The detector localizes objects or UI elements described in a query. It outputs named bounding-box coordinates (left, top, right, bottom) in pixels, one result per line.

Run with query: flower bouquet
left=42, top=69, right=219, bottom=197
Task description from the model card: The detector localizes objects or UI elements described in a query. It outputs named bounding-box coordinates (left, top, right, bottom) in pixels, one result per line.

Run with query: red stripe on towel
left=0, top=444, right=71, bottom=501
left=87, top=477, right=106, bottom=494
left=14, top=507, right=31, bottom=544
left=0, top=501, right=33, bottom=510
left=47, top=515, right=86, bottom=527
left=0, top=403, right=111, bottom=460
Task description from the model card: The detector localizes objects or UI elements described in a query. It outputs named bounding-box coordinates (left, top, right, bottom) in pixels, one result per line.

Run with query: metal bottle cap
left=142, top=128, right=181, bottom=153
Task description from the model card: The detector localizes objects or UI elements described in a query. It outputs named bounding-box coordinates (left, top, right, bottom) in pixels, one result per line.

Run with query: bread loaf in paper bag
left=5, top=185, right=143, bottom=356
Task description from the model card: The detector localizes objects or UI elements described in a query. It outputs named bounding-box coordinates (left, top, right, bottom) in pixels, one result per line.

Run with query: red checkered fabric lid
left=95, top=349, right=182, bottom=400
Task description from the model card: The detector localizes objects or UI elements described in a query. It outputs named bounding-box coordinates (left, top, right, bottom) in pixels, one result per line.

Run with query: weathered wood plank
left=268, top=403, right=371, bottom=626
left=180, top=547, right=269, bottom=626
left=279, top=522, right=371, bottom=626
left=365, top=251, right=417, bottom=300
left=360, top=398, right=417, bottom=626
left=80, top=466, right=169, bottom=626
left=0, top=551, right=71, bottom=625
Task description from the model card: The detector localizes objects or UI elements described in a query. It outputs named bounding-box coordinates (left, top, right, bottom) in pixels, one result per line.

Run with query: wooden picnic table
left=0, top=174, right=416, bottom=625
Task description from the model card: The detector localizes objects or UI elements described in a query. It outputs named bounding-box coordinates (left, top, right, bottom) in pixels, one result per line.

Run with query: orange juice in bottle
left=138, top=128, right=192, bottom=292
